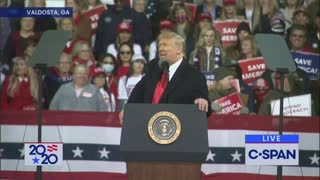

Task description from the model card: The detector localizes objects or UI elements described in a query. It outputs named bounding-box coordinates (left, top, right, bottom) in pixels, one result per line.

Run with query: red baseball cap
left=198, top=12, right=212, bottom=22
left=159, top=20, right=174, bottom=31
left=223, top=0, right=236, bottom=5
left=117, top=22, right=132, bottom=33
left=92, top=67, right=106, bottom=79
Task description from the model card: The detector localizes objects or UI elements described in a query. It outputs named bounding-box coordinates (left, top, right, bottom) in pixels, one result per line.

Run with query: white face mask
left=102, top=64, right=114, bottom=73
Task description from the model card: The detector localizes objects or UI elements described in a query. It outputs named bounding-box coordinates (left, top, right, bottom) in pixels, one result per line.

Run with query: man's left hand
left=194, top=98, right=208, bottom=112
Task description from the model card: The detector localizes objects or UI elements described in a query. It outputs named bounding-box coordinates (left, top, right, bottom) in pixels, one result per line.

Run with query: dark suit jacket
left=128, top=58, right=211, bottom=114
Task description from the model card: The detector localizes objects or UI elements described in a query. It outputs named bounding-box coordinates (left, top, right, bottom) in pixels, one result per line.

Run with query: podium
left=120, top=104, right=209, bottom=180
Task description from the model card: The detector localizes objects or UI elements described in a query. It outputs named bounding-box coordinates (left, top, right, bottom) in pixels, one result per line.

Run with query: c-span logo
left=24, top=143, right=63, bottom=166
left=245, top=135, right=299, bottom=165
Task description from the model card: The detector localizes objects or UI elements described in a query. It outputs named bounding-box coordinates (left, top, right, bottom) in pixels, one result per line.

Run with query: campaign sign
left=173, top=1, right=197, bottom=23
left=238, top=57, right=266, bottom=86
left=213, top=92, right=243, bottom=114
left=80, top=4, right=107, bottom=35
left=213, top=20, right=249, bottom=47
left=25, top=143, right=63, bottom=166
left=231, top=79, right=240, bottom=93
left=245, top=135, right=299, bottom=165
left=271, top=94, right=312, bottom=117
left=202, top=71, right=215, bottom=85
left=291, top=51, right=320, bottom=80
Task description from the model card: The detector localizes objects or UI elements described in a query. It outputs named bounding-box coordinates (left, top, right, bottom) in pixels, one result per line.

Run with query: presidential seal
left=148, top=111, right=181, bottom=144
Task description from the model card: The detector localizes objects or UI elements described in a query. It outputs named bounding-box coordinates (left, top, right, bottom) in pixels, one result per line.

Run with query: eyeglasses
left=120, top=51, right=132, bottom=55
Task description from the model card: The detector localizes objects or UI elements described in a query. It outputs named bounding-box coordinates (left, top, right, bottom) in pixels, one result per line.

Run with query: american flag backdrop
left=0, top=111, right=319, bottom=180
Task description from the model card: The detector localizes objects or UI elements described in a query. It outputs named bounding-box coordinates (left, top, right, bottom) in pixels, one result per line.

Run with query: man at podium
left=120, top=32, right=210, bottom=123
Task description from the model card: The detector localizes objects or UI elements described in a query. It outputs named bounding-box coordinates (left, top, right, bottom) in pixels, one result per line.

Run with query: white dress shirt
left=168, top=58, right=183, bottom=81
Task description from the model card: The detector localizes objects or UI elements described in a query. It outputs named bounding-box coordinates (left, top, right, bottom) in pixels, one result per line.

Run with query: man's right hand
left=119, top=110, right=124, bottom=125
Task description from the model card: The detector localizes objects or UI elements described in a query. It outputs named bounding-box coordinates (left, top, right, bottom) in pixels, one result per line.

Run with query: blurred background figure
left=287, top=24, right=315, bottom=53
left=238, top=0, right=261, bottom=33
left=239, top=35, right=260, bottom=60
left=117, top=54, right=146, bottom=111
left=28, top=0, right=57, bottom=32
left=71, top=40, right=96, bottom=76
left=4, top=17, right=42, bottom=66
left=116, top=43, right=134, bottom=77
left=49, top=64, right=107, bottom=111
left=190, top=26, right=223, bottom=71
left=218, top=0, right=245, bottom=21
left=87, top=0, right=102, bottom=9
left=280, top=0, right=303, bottom=30
left=106, top=22, right=143, bottom=58
left=192, top=12, right=213, bottom=42
left=195, top=0, right=222, bottom=21
left=91, top=67, right=116, bottom=112
left=43, top=52, right=73, bottom=109
left=97, top=53, right=119, bottom=107
left=57, top=18, right=74, bottom=31
left=0, top=56, right=38, bottom=111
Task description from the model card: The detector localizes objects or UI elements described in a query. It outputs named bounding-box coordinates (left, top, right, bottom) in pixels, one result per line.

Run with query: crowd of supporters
left=0, top=0, right=319, bottom=116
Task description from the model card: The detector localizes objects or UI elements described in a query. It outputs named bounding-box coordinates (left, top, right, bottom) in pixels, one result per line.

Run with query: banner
left=0, top=111, right=319, bottom=180
left=271, top=94, right=312, bottom=117
left=291, top=51, right=320, bottom=80
left=172, top=1, right=197, bottom=23
left=238, top=57, right=266, bottom=86
left=213, top=20, right=249, bottom=47
left=232, top=79, right=240, bottom=92
left=213, top=92, right=243, bottom=114
left=80, top=4, right=107, bottom=35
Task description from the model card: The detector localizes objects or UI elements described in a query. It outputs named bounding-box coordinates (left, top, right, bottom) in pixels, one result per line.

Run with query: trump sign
left=245, top=135, right=299, bottom=165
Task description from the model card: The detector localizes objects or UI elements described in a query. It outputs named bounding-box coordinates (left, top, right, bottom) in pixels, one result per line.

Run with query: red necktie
left=152, top=71, right=168, bottom=104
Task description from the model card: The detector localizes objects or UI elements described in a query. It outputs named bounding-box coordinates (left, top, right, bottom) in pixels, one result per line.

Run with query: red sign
left=173, top=1, right=197, bottom=23
left=81, top=4, right=107, bottom=35
left=213, top=92, right=243, bottom=115
left=213, top=20, right=249, bottom=47
left=238, top=57, right=266, bottom=86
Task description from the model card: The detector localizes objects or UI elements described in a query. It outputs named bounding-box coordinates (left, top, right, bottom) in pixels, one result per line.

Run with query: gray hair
left=73, top=64, right=89, bottom=75
left=157, top=32, right=186, bottom=55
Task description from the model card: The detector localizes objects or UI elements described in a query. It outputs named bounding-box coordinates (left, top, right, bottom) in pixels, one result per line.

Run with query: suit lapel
left=159, top=59, right=187, bottom=102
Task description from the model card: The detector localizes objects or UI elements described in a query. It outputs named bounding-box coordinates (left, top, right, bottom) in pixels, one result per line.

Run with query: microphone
left=158, top=58, right=169, bottom=72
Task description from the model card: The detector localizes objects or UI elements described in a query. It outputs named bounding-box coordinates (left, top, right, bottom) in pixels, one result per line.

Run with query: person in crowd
left=71, top=40, right=97, bottom=76
left=106, top=22, right=143, bottom=58
left=28, top=0, right=57, bottom=32
left=4, top=17, right=42, bottom=66
left=87, top=0, right=102, bottom=9
left=218, top=0, right=245, bottom=21
left=118, top=54, right=146, bottom=111
left=224, top=22, right=252, bottom=64
left=239, top=35, right=260, bottom=60
left=91, top=67, right=116, bottom=112
left=116, top=43, right=134, bottom=77
left=259, top=0, right=286, bottom=35
left=49, top=64, right=107, bottom=111
left=23, top=39, right=37, bottom=58
left=312, top=11, right=320, bottom=53
left=195, top=0, right=222, bottom=21
left=57, top=18, right=74, bottom=31
left=94, top=0, right=150, bottom=59
left=0, top=56, right=38, bottom=110
left=0, top=0, right=11, bottom=57
left=43, top=52, right=73, bottom=109
left=98, top=53, right=119, bottom=105
left=0, top=55, right=10, bottom=86
left=120, top=32, right=210, bottom=123
left=132, top=0, right=146, bottom=13
left=292, top=8, right=311, bottom=26
left=208, top=67, right=250, bottom=114
left=280, top=0, right=303, bottom=30
left=190, top=26, right=223, bottom=72
left=192, top=12, right=213, bottom=42
left=170, top=2, right=194, bottom=59
left=287, top=24, right=315, bottom=53
left=238, top=0, right=261, bottom=33
left=149, top=19, right=174, bottom=61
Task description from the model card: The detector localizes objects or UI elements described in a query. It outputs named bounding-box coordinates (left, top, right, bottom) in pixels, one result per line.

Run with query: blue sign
left=0, top=8, right=73, bottom=18
left=291, top=51, right=320, bottom=80
left=245, top=134, right=299, bottom=165
left=202, top=71, right=215, bottom=85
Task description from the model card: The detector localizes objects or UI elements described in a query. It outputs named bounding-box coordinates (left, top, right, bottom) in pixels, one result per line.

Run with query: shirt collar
left=168, top=58, right=183, bottom=81
left=18, top=76, right=28, bottom=82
